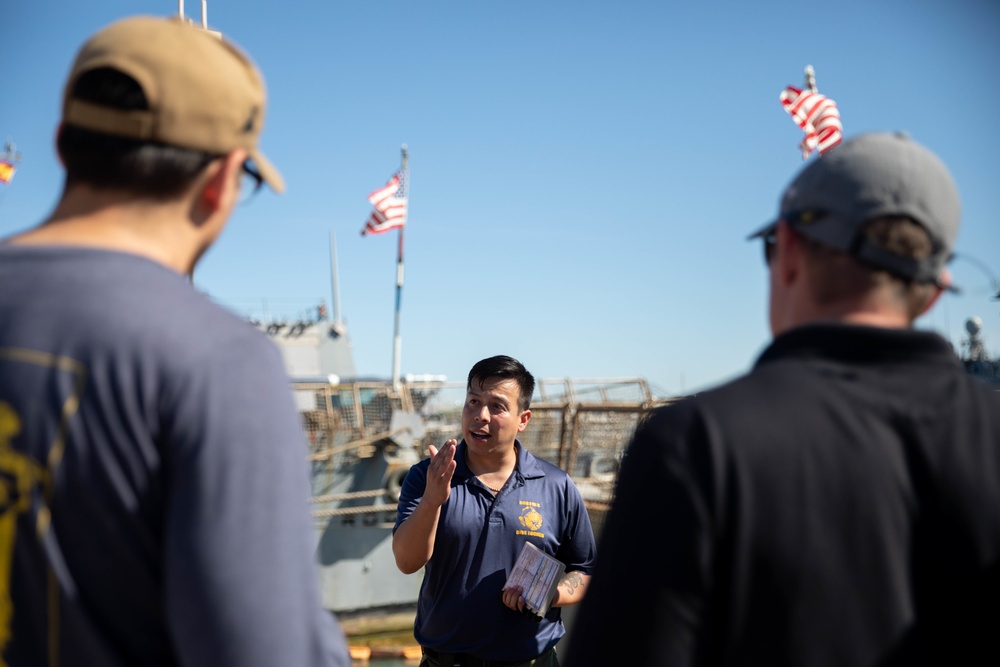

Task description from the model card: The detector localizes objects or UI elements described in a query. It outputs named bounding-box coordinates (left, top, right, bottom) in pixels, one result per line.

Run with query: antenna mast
left=177, top=1, right=219, bottom=37
left=329, top=231, right=343, bottom=326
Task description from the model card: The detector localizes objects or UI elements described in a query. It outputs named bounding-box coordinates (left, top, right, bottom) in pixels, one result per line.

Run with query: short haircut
left=467, top=355, right=535, bottom=412
left=801, top=216, right=940, bottom=319
left=58, top=67, right=218, bottom=199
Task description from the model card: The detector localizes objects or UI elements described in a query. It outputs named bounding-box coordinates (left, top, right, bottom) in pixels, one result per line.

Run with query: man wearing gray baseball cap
left=0, top=16, right=348, bottom=667
left=565, top=133, right=1000, bottom=667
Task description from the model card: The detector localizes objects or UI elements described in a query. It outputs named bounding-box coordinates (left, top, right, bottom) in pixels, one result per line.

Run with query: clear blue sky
left=3, top=0, right=998, bottom=395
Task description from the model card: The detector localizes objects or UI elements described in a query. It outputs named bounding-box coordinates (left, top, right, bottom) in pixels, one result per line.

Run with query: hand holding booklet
left=504, top=541, right=565, bottom=620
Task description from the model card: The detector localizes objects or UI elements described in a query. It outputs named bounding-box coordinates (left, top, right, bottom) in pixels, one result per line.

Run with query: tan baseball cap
left=62, top=15, right=284, bottom=193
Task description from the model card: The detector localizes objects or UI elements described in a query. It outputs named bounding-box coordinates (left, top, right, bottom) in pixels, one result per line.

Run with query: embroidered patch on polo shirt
left=516, top=500, right=545, bottom=537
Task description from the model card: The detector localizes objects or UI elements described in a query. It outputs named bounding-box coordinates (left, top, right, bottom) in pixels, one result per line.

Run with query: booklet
left=504, top=541, right=565, bottom=620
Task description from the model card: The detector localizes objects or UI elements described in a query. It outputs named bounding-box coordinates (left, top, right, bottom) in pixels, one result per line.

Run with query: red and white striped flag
left=780, top=85, right=842, bottom=159
left=0, top=161, right=16, bottom=184
left=361, top=170, right=408, bottom=236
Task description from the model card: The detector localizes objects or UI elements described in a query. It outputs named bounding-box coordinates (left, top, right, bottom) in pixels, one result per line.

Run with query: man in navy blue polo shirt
left=393, top=356, right=596, bottom=667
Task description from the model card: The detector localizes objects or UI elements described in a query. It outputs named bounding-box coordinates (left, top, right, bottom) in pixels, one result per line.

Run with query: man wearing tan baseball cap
left=0, top=16, right=349, bottom=667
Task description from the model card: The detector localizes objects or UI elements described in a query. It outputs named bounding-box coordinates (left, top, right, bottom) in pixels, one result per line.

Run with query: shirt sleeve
left=562, top=403, right=715, bottom=667
left=162, top=332, right=350, bottom=667
left=556, top=476, right=597, bottom=574
left=392, top=461, right=428, bottom=533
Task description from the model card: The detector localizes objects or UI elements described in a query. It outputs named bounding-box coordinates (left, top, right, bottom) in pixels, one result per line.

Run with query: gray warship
left=961, top=315, right=1000, bottom=387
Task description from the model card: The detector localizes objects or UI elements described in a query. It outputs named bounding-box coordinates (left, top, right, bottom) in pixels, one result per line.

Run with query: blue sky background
left=3, top=0, right=998, bottom=396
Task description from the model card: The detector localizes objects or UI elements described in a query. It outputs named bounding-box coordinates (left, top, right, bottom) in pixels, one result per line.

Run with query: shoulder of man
left=518, top=445, right=578, bottom=488
left=65, top=248, right=274, bottom=362
left=625, top=370, right=778, bottom=473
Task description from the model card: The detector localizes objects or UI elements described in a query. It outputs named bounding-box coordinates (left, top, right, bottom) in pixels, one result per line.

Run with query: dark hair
left=58, top=68, right=218, bottom=199
left=802, top=216, right=939, bottom=319
left=467, top=355, right=535, bottom=412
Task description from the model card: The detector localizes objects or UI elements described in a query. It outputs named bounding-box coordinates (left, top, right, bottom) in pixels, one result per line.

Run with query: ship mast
left=177, top=1, right=219, bottom=37
left=177, top=0, right=208, bottom=28
left=329, top=231, right=344, bottom=328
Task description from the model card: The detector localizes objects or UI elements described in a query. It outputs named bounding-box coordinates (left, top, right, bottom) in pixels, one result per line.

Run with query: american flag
left=361, top=169, right=408, bottom=236
left=780, top=85, right=842, bottom=158
left=0, top=161, right=16, bottom=184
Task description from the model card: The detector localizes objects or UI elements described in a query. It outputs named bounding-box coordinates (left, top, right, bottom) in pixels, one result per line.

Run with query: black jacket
left=565, top=324, right=1000, bottom=667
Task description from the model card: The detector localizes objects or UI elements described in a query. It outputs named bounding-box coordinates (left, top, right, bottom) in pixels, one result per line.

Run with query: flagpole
left=391, top=144, right=408, bottom=392
left=804, top=65, right=817, bottom=92
left=0, top=140, right=22, bottom=225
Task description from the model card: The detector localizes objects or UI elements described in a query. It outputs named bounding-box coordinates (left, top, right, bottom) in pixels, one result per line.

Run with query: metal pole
left=391, top=145, right=408, bottom=392
left=201, top=0, right=208, bottom=29
left=329, top=230, right=342, bottom=324
left=178, top=0, right=184, bottom=20
left=804, top=65, right=817, bottom=92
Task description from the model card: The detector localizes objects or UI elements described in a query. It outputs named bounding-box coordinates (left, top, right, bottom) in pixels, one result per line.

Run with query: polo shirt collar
left=515, top=440, right=547, bottom=479
left=756, top=322, right=959, bottom=369
left=453, top=439, right=547, bottom=483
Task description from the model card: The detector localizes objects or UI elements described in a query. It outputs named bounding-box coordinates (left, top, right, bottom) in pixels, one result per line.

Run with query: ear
left=774, top=221, right=803, bottom=288
left=915, top=268, right=950, bottom=318
left=55, top=124, right=67, bottom=167
left=197, top=149, right=245, bottom=215
left=517, top=409, right=532, bottom=432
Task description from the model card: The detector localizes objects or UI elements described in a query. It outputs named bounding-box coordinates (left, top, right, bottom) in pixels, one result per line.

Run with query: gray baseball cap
left=749, top=132, right=960, bottom=285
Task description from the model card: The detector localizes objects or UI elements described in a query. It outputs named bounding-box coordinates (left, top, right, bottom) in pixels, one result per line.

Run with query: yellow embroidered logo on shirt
left=516, top=501, right=544, bottom=537
left=0, top=401, right=47, bottom=654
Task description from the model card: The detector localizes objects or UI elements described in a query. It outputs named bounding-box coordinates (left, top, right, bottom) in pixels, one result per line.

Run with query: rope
left=311, top=489, right=386, bottom=503
left=311, top=503, right=398, bottom=517
left=308, top=427, right=409, bottom=461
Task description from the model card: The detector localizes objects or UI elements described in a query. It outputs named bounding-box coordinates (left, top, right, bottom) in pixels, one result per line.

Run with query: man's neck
left=774, top=301, right=912, bottom=337
left=464, top=441, right=519, bottom=479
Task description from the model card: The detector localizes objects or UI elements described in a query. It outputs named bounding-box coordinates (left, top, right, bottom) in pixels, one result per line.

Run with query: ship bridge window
left=330, top=391, right=354, bottom=409
left=329, top=388, right=385, bottom=409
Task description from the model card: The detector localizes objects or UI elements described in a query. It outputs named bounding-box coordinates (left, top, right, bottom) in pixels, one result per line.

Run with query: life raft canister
left=590, top=454, right=620, bottom=478
left=385, top=467, right=409, bottom=503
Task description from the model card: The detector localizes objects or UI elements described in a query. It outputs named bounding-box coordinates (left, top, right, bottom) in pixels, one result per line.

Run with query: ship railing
left=298, top=377, right=682, bottom=521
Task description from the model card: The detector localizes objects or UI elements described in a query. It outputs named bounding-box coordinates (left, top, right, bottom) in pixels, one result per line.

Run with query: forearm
left=551, top=571, right=591, bottom=608
left=391, top=498, right=443, bottom=574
